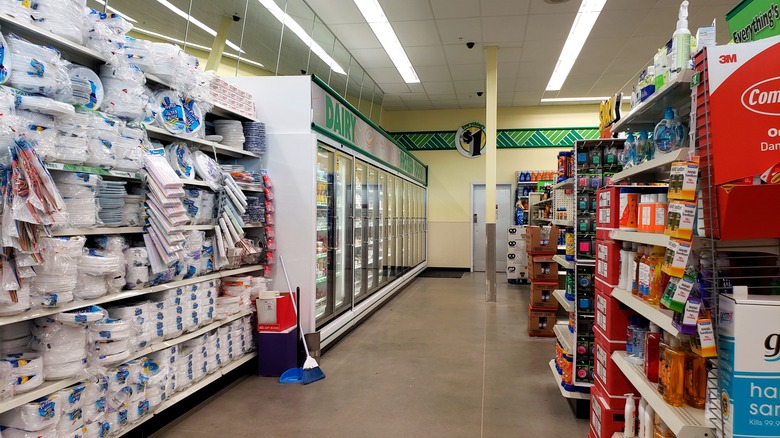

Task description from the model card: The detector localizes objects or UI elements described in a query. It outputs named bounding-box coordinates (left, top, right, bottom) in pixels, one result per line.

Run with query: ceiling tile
left=400, top=93, right=432, bottom=103
left=365, top=67, right=405, bottom=84
left=524, top=13, right=575, bottom=42
left=481, top=0, right=531, bottom=16
left=498, top=62, right=519, bottom=80
left=380, top=0, right=435, bottom=21
left=519, top=39, right=565, bottom=62
left=380, top=83, right=412, bottom=94
left=405, top=46, right=448, bottom=67
left=394, top=20, right=442, bottom=47
left=430, top=0, right=481, bottom=19
left=454, top=79, right=485, bottom=94
left=349, top=48, right=394, bottom=69
left=407, top=83, right=426, bottom=93
left=415, top=65, right=452, bottom=82
left=450, top=63, right=485, bottom=81
left=328, top=24, right=382, bottom=50
left=424, top=81, right=456, bottom=94
left=499, top=47, right=523, bottom=63
left=304, top=0, right=365, bottom=24
left=482, top=16, right=528, bottom=44
left=529, top=0, right=583, bottom=14
left=437, top=18, right=483, bottom=45
left=444, top=44, right=484, bottom=65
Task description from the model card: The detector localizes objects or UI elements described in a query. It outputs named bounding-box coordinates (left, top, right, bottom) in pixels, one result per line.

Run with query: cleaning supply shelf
left=553, top=255, right=575, bottom=270
left=0, top=311, right=253, bottom=415
left=553, top=290, right=574, bottom=313
left=554, top=324, right=574, bottom=353
left=610, top=148, right=689, bottom=183
left=611, top=351, right=713, bottom=438
left=548, top=360, right=590, bottom=400
left=610, top=287, right=679, bottom=337
left=0, top=264, right=265, bottom=327
left=611, top=69, right=694, bottom=133
left=609, top=230, right=670, bottom=247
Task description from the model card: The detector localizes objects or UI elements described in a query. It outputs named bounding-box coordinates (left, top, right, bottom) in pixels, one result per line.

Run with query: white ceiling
left=305, top=0, right=737, bottom=110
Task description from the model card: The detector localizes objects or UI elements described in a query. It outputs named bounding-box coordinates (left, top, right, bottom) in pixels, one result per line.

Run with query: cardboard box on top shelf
left=530, top=282, right=559, bottom=310
left=527, top=305, right=556, bottom=337
left=525, top=225, right=560, bottom=254
left=530, top=255, right=558, bottom=282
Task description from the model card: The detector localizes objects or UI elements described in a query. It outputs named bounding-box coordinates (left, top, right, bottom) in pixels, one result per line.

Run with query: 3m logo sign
left=719, top=54, right=737, bottom=64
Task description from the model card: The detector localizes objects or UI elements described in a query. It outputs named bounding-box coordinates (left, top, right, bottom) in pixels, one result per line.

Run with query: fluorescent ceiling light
left=353, top=0, right=419, bottom=83
left=541, top=96, right=631, bottom=103
left=92, top=0, right=137, bottom=23
left=132, top=28, right=264, bottom=68
left=155, top=0, right=244, bottom=53
left=257, top=0, right=346, bottom=75
left=545, top=0, right=607, bottom=91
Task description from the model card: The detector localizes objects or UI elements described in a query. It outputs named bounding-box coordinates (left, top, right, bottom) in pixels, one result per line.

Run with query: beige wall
left=386, top=105, right=599, bottom=268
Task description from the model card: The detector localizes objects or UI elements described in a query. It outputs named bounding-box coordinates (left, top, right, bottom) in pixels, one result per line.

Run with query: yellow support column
left=485, top=46, right=498, bottom=302
left=205, top=15, right=235, bottom=72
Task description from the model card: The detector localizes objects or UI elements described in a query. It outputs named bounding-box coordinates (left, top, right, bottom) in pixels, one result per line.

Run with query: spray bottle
left=671, top=1, right=691, bottom=73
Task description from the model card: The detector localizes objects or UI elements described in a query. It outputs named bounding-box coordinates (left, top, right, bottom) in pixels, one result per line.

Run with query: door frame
left=470, top=182, right=513, bottom=272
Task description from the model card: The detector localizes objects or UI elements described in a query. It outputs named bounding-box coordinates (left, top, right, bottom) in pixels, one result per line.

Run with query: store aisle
left=152, top=273, right=589, bottom=438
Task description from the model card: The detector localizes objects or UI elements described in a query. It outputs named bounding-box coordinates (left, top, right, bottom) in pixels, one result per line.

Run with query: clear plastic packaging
left=45, top=359, right=87, bottom=380
left=89, top=319, right=134, bottom=341
left=54, top=306, right=108, bottom=326
left=32, top=290, right=75, bottom=309
left=0, top=393, right=58, bottom=431
left=154, top=90, right=185, bottom=134
left=31, top=0, right=86, bottom=44
left=0, top=427, right=59, bottom=438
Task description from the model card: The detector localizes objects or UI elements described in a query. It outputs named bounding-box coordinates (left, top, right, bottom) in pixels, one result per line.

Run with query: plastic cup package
left=243, top=121, right=267, bottom=154
left=0, top=394, right=60, bottom=431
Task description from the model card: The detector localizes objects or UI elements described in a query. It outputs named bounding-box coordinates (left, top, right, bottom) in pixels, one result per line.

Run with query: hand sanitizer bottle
left=654, top=107, right=685, bottom=154
left=671, top=1, right=691, bottom=73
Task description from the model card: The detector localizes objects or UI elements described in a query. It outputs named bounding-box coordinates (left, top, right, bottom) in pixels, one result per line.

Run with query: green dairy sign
left=312, top=78, right=427, bottom=185
left=727, top=0, right=780, bottom=43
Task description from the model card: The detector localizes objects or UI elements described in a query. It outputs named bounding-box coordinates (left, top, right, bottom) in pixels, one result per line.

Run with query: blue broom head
left=301, top=366, right=325, bottom=385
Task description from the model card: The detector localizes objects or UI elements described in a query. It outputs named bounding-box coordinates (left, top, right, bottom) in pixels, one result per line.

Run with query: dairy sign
left=311, top=82, right=426, bottom=184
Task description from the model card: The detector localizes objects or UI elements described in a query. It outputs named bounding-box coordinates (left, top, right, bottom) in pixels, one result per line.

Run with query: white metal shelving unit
left=612, top=351, right=712, bottom=438
left=554, top=324, right=574, bottom=353
left=610, top=287, right=679, bottom=336
left=609, top=230, right=670, bottom=247
left=553, top=254, right=575, bottom=270
left=611, top=70, right=695, bottom=134
left=610, top=147, right=690, bottom=184
left=553, top=289, right=574, bottom=313
left=549, top=360, right=590, bottom=400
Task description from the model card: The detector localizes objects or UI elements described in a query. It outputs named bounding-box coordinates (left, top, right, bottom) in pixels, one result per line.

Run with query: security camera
left=466, top=42, right=475, bottom=49
left=232, top=15, right=241, bottom=22
left=477, top=91, right=483, bottom=97
left=301, top=70, right=307, bottom=75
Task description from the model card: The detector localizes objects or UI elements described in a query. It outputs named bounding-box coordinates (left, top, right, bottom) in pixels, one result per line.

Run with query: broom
left=280, top=256, right=325, bottom=384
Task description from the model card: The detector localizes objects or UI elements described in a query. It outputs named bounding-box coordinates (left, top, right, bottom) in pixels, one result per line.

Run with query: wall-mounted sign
left=455, top=121, right=486, bottom=158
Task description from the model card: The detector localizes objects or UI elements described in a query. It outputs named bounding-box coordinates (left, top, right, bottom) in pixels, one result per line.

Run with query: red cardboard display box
left=595, top=239, right=621, bottom=287
left=595, top=279, right=634, bottom=341
left=695, top=38, right=780, bottom=240
left=530, top=282, right=559, bottom=310
left=596, top=187, right=620, bottom=229
left=256, top=292, right=296, bottom=332
left=530, top=255, right=558, bottom=282
left=527, top=305, right=556, bottom=337
left=594, top=325, right=636, bottom=396
left=590, top=381, right=631, bottom=438
left=525, top=226, right=560, bottom=254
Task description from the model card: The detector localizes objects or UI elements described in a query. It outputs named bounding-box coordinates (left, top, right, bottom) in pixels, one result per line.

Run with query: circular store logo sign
left=455, top=121, right=486, bottom=158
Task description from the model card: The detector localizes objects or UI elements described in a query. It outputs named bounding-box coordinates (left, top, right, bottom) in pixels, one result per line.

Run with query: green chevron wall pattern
left=391, top=127, right=600, bottom=151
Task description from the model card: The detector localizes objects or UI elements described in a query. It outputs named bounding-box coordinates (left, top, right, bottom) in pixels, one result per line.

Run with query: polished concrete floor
left=152, top=273, right=589, bottom=438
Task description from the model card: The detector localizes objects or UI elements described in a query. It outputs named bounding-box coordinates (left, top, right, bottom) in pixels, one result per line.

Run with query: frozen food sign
left=312, top=82, right=426, bottom=184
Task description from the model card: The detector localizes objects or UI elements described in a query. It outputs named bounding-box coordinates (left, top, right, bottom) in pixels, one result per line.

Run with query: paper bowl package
left=0, top=394, right=60, bottom=431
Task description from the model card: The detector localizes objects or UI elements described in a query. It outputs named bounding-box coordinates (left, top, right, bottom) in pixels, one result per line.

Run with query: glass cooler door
left=333, top=153, right=353, bottom=317
left=386, top=174, right=396, bottom=280
left=315, top=146, right=333, bottom=322
left=377, top=172, right=386, bottom=286
left=354, top=161, right=368, bottom=302
left=366, top=165, right=379, bottom=294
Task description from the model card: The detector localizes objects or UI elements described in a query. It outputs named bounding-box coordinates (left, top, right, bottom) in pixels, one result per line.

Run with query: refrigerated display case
left=231, top=75, right=428, bottom=348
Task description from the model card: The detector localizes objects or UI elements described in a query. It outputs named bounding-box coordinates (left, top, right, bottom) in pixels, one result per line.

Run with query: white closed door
left=472, top=184, right=512, bottom=272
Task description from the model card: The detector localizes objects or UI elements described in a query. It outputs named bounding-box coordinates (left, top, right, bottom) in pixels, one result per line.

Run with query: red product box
left=595, top=279, right=634, bottom=341
left=595, top=239, right=621, bottom=287
left=594, top=325, right=637, bottom=396
left=256, top=293, right=296, bottom=332
left=596, top=187, right=621, bottom=229
left=590, top=382, right=629, bottom=438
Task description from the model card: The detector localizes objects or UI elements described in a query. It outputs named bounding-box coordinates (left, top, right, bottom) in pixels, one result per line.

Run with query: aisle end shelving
left=554, top=323, right=574, bottom=353
left=553, top=289, right=574, bottom=313
left=610, top=287, right=679, bottom=336
left=609, top=230, right=670, bottom=247
left=610, top=148, right=689, bottom=183
left=548, top=359, right=590, bottom=400
left=553, top=254, right=575, bottom=270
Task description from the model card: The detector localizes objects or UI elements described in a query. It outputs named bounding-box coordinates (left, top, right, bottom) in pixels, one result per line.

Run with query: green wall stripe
left=391, top=127, right=600, bottom=150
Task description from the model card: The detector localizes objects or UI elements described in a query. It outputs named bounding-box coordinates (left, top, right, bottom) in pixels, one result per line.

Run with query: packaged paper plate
left=46, top=359, right=86, bottom=381
left=68, top=66, right=103, bottom=110
left=0, top=394, right=60, bottom=431
left=181, top=97, right=203, bottom=136
left=89, top=319, right=134, bottom=341
left=166, top=142, right=195, bottom=180
left=54, top=306, right=108, bottom=326
left=155, top=90, right=185, bottom=134
left=192, top=150, right=222, bottom=190
left=55, top=384, right=86, bottom=413
left=0, top=426, right=59, bottom=437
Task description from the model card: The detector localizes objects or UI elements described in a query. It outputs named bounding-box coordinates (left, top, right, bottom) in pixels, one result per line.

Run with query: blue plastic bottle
left=654, top=107, right=685, bottom=154
left=623, top=133, right=637, bottom=168
left=638, top=131, right=653, bottom=164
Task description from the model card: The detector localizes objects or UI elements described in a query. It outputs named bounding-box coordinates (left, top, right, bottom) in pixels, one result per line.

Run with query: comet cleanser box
left=718, top=287, right=780, bottom=438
